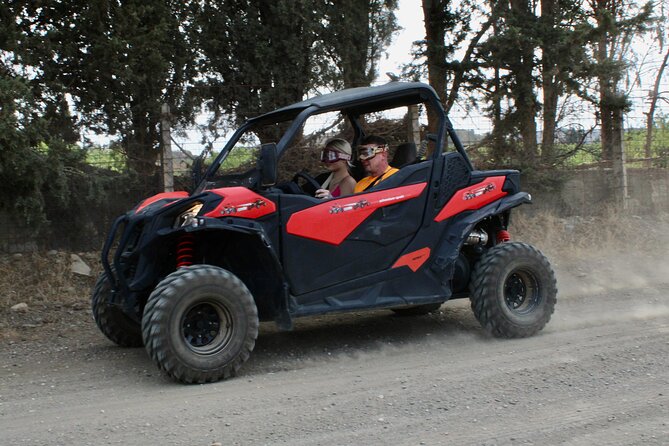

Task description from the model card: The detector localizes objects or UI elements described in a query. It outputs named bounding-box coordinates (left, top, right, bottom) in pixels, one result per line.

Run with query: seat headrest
left=391, top=142, right=417, bottom=168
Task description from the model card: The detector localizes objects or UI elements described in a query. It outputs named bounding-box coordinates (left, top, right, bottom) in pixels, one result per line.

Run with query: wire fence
left=2, top=87, right=669, bottom=254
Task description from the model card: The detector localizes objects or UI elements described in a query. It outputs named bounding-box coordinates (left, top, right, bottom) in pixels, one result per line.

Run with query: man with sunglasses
left=353, top=135, right=399, bottom=193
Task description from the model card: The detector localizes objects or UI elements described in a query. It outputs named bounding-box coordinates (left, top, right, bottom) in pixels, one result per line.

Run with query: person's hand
left=315, top=188, right=332, bottom=199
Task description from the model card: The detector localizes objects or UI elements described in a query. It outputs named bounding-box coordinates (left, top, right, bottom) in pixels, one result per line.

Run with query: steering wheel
left=291, top=172, right=322, bottom=196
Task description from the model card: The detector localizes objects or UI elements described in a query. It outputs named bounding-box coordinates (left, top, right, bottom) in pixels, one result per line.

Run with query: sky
left=377, top=0, right=425, bottom=80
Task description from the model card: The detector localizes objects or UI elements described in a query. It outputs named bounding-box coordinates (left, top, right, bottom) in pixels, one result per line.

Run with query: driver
left=315, top=138, right=356, bottom=199
left=353, top=135, right=398, bottom=193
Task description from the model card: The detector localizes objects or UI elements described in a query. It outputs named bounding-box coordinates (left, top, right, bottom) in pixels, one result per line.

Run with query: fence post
left=161, top=103, right=174, bottom=193
left=612, top=110, right=628, bottom=209
left=407, top=104, right=421, bottom=146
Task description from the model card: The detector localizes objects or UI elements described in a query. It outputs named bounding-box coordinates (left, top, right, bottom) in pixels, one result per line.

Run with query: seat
left=391, top=142, right=417, bottom=168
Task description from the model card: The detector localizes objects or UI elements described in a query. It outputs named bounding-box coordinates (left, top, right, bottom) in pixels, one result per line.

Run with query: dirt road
left=1, top=263, right=668, bottom=446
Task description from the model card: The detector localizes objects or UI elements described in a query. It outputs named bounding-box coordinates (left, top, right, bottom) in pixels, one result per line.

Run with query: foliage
left=191, top=0, right=398, bottom=139
left=85, top=146, right=128, bottom=173
left=317, top=0, right=399, bottom=89
left=0, top=69, right=49, bottom=227
left=624, top=116, right=669, bottom=167
left=0, top=50, right=150, bottom=248
left=8, top=0, right=197, bottom=177
left=410, top=0, right=657, bottom=170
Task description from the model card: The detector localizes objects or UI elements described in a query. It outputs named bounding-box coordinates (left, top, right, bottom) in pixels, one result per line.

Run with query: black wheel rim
left=181, top=301, right=234, bottom=355
left=504, top=269, right=540, bottom=315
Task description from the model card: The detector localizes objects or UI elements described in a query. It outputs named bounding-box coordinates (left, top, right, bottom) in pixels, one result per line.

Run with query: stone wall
left=1, top=168, right=667, bottom=252
left=524, top=168, right=669, bottom=216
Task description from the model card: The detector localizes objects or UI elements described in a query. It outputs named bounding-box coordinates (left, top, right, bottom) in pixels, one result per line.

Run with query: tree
left=193, top=0, right=323, bottom=143
left=413, top=1, right=543, bottom=165
left=319, top=0, right=398, bottom=90
left=473, top=1, right=540, bottom=167
left=538, top=0, right=592, bottom=163
left=193, top=0, right=398, bottom=141
left=12, top=0, right=197, bottom=179
left=643, top=0, right=669, bottom=167
left=0, top=69, right=46, bottom=225
left=586, top=0, right=652, bottom=162
left=644, top=47, right=669, bottom=166
left=506, top=0, right=540, bottom=164
left=414, top=0, right=490, bottom=140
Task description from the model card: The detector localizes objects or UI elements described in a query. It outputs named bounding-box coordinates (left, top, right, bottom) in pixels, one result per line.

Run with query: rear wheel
left=469, top=242, right=556, bottom=338
left=91, top=272, right=143, bottom=347
left=142, top=265, right=259, bottom=383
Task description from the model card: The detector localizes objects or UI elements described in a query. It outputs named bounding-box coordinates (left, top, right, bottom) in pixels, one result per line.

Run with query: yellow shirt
left=354, top=166, right=399, bottom=193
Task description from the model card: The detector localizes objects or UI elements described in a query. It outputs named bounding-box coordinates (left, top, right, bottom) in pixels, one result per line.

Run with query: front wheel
left=469, top=242, right=557, bottom=338
left=91, top=272, right=143, bottom=347
left=142, top=265, right=259, bottom=383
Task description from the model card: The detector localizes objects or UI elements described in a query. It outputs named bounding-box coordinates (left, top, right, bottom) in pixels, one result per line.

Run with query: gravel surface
left=1, top=256, right=668, bottom=445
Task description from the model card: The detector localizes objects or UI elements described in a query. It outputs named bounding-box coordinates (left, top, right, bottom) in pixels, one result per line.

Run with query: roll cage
left=195, top=82, right=474, bottom=195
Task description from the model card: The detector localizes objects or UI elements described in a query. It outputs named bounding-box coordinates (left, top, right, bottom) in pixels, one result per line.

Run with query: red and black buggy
left=92, top=82, right=557, bottom=383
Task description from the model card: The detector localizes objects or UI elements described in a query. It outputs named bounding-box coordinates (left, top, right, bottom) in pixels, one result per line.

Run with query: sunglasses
left=357, top=145, right=387, bottom=161
left=320, top=148, right=351, bottom=163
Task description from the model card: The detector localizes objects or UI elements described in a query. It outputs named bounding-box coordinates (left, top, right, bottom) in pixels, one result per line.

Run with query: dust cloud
left=512, top=211, right=669, bottom=296
left=510, top=211, right=669, bottom=331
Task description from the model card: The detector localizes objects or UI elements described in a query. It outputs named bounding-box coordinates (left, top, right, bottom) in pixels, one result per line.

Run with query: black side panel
left=436, top=152, right=471, bottom=209
left=280, top=163, right=431, bottom=296
left=292, top=266, right=446, bottom=317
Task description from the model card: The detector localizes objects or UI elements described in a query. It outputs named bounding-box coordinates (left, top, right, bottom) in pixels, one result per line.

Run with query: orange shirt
left=354, top=166, right=399, bottom=193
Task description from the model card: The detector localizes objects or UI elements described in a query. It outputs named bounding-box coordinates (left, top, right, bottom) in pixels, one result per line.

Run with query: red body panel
left=286, top=183, right=427, bottom=245
left=203, top=187, right=276, bottom=219
left=392, top=247, right=431, bottom=272
left=135, top=191, right=189, bottom=213
left=434, top=176, right=507, bottom=222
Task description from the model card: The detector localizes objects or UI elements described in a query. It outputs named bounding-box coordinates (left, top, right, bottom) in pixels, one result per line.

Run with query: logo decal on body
left=203, top=187, right=276, bottom=219
left=220, top=199, right=267, bottom=215
left=329, top=199, right=370, bottom=214
left=463, top=183, right=495, bottom=200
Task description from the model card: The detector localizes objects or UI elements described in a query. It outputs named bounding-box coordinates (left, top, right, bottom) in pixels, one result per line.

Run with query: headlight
left=174, top=202, right=203, bottom=228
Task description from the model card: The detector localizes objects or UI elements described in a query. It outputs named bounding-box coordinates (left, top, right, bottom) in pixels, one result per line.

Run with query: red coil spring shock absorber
left=176, top=234, right=195, bottom=268
left=496, top=229, right=511, bottom=244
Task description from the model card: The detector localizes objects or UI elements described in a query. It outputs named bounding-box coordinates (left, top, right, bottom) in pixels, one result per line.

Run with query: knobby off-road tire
left=469, top=242, right=557, bottom=338
left=91, top=272, right=143, bottom=347
left=391, top=303, right=442, bottom=316
left=142, top=265, right=259, bottom=384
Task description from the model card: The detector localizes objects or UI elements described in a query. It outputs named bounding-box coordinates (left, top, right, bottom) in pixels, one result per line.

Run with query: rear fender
left=430, top=192, right=531, bottom=287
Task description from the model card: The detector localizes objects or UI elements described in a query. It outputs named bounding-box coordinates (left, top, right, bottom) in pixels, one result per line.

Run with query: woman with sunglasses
left=353, top=135, right=398, bottom=193
left=315, top=138, right=356, bottom=199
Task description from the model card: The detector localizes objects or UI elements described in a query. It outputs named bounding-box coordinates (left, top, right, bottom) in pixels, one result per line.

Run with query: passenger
left=353, top=135, right=398, bottom=193
left=315, top=138, right=356, bottom=199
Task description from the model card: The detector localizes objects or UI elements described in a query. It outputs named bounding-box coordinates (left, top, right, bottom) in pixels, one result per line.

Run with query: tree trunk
left=541, top=83, right=558, bottom=162
left=599, top=84, right=615, bottom=163
left=540, top=0, right=558, bottom=164
left=509, top=0, right=538, bottom=166
left=490, top=65, right=506, bottom=163
left=593, top=0, right=616, bottom=163
left=611, top=107, right=627, bottom=208
left=124, top=108, right=161, bottom=193
left=644, top=47, right=669, bottom=167
left=422, top=0, right=448, bottom=151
